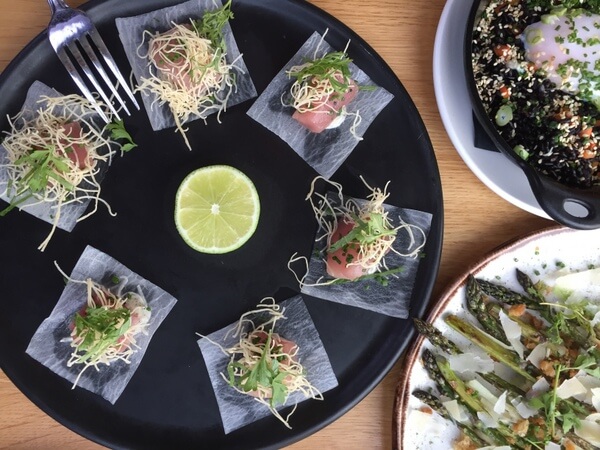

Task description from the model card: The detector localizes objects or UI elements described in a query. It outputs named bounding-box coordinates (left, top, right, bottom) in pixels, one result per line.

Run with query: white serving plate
left=394, top=226, right=600, bottom=448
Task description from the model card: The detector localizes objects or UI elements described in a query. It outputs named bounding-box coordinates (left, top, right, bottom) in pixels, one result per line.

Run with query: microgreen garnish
left=0, top=146, right=76, bottom=217
left=327, top=213, right=397, bottom=254
left=288, top=51, right=353, bottom=94
left=191, top=0, right=233, bottom=54
left=72, top=305, right=131, bottom=365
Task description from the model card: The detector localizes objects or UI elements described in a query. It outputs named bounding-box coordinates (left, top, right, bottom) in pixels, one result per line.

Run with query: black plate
left=0, top=0, right=443, bottom=448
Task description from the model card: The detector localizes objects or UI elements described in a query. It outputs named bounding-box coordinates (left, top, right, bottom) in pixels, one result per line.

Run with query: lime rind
left=174, top=165, right=260, bottom=254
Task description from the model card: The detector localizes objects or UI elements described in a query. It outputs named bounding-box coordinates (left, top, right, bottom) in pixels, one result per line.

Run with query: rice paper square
left=246, top=31, right=394, bottom=178
left=198, top=295, right=338, bottom=434
left=300, top=193, right=433, bottom=318
left=115, top=0, right=257, bottom=131
left=0, top=81, right=110, bottom=232
left=26, top=245, right=178, bottom=404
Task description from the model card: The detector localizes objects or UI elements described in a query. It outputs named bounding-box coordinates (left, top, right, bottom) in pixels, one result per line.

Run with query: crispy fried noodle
left=289, top=175, right=427, bottom=287
left=137, top=19, right=241, bottom=150
left=0, top=94, right=118, bottom=251
left=199, top=298, right=322, bottom=428
left=55, top=262, right=151, bottom=390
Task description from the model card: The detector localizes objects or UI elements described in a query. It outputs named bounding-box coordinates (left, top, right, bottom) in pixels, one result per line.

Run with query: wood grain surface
left=0, top=0, right=553, bottom=448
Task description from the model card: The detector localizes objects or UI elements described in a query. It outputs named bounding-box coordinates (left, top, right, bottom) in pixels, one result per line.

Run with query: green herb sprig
left=107, top=120, right=137, bottom=152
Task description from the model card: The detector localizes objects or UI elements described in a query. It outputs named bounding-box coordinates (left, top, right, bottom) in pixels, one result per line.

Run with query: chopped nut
left=564, top=439, right=577, bottom=450
left=419, top=406, right=433, bottom=415
left=512, top=418, right=530, bottom=437
left=453, top=434, right=477, bottom=450
left=508, top=304, right=527, bottom=317
left=540, top=359, right=556, bottom=377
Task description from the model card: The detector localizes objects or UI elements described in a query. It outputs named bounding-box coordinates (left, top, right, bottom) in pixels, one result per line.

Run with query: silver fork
left=46, top=0, right=139, bottom=122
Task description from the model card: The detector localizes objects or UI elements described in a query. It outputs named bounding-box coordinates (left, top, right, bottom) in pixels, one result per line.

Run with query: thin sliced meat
left=60, top=122, right=89, bottom=169
left=292, top=79, right=358, bottom=133
left=325, top=218, right=366, bottom=281
left=150, top=25, right=195, bottom=90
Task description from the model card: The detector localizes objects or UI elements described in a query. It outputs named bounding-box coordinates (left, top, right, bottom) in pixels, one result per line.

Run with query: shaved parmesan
left=586, top=412, right=600, bottom=422
left=526, top=342, right=550, bottom=368
left=574, top=374, right=600, bottom=404
left=493, top=390, right=508, bottom=414
left=592, top=388, right=600, bottom=411
left=554, top=268, right=600, bottom=302
left=575, top=415, right=600, bottom=446
left=468, top=379, right=498, bottom=405
left=499, top=310, right=525, bottom=358
left=557, top=377, right=587, bottom=399
left=544, top=442, right=561, bottom=450
left=477, top=411, right=499, bottom=428
left=442, top=399, right=469, bottom=423
left=448, top=353, right=494, bottom=375
left=408, top=408, right=435, bottom=429
left=515, top=400, right=539, bottom=418
left=527, top=377, right=551, bottom=399
left=468, top=380, right=519, bottom=422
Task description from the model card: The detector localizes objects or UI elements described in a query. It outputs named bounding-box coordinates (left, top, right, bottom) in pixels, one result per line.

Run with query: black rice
left=472, top=0, right=600, bottom=188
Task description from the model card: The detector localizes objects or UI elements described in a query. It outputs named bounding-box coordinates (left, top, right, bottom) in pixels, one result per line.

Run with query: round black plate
left=0, top=0, right=443, bottom=448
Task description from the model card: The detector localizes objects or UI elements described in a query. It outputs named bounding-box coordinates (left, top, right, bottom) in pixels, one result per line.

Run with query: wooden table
left=0, top=0, right=553, bottom=448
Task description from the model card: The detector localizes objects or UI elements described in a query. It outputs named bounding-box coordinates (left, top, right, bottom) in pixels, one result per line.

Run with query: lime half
left=174, top=165, right=260, bottom=254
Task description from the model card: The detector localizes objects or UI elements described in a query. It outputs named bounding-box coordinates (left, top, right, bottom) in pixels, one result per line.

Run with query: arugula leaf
left=528, top=354, right=599, bottom=439
left=574, top=353, right=600, bottom=378
left=226, top=329, right=292, bottom=407
left=271, top=371, right=288, bottom=406
left=558, top=406, right=582, bottom=434
left=327, top=214, right=397, bottom=254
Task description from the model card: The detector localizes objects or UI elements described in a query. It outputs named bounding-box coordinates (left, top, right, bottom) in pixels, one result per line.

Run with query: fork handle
left=47, top=0, right=70, bottom=15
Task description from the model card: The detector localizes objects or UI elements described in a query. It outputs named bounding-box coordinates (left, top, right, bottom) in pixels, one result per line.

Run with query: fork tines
left=47, top=3, right=139, bottom=123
